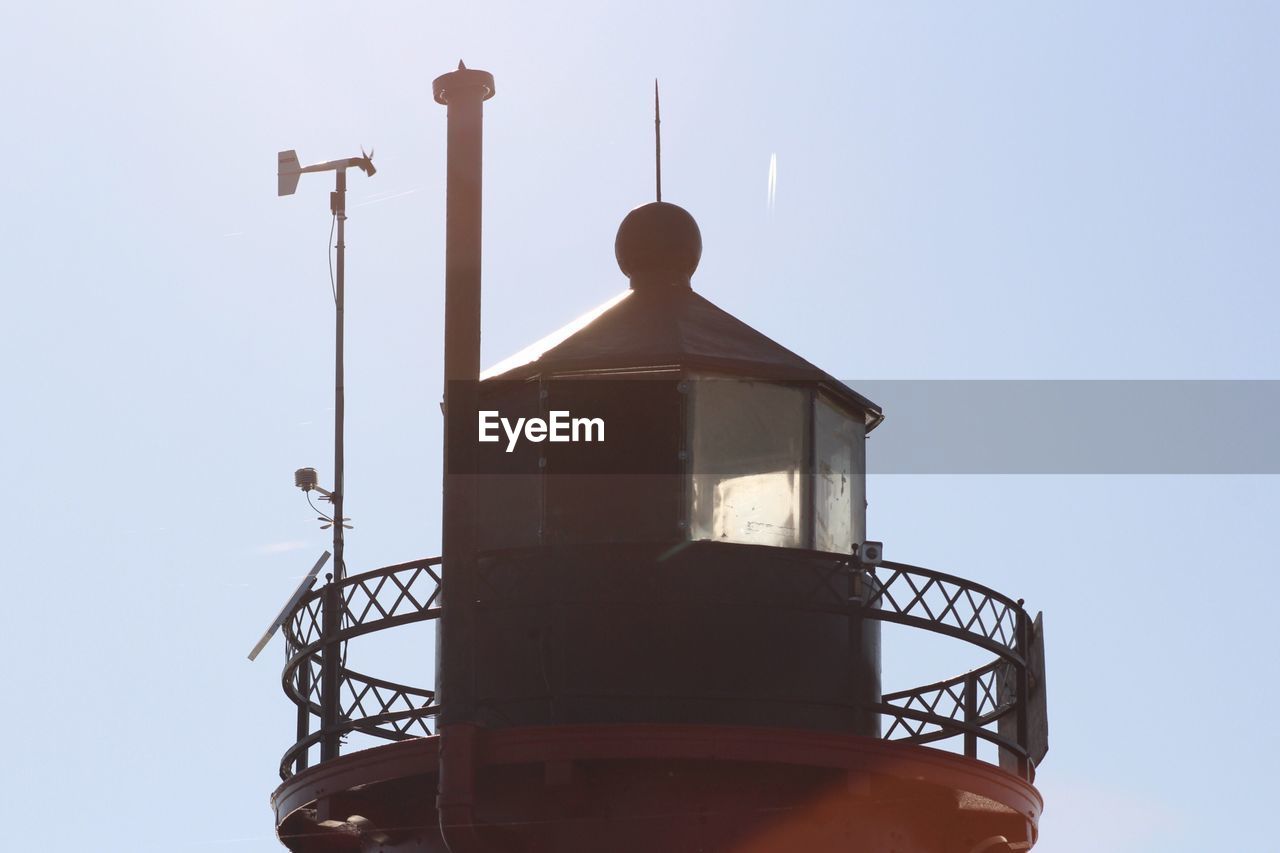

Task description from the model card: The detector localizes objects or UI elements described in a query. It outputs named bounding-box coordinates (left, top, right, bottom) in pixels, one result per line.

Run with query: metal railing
left=277, top=554, right=1044, bottom=781
left=857, top=560, right=1044, bottom=779
left=280, top=557, right=443, bottom=778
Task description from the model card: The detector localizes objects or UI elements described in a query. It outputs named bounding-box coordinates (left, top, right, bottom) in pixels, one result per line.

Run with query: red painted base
left=273, top=724, right=1041, bottom=853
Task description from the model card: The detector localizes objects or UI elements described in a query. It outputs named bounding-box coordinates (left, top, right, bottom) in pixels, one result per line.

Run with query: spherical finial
left=614, top=202, right=702, bottom=289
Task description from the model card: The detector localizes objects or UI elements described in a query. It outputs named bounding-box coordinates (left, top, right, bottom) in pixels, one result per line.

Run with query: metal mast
left=275, top=146, right=375, bottom=762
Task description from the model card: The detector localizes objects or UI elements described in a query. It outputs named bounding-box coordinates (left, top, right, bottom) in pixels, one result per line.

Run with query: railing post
left=849, top=565, right=882, bottom=737
left=320, top=573, right=342, bottom=761
left=295, top=658, right=311, bottom=773
left=963, top=671, right=978, bottom=759
left=1015, top=608, right=1031, bottom=779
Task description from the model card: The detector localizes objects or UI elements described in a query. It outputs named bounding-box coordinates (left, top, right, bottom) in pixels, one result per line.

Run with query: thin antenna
left=654, top=79, right=662, bottom=202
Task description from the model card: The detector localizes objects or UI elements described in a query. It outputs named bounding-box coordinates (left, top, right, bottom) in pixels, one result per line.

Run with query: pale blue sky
left=2, top=2, right=1277, bottom=850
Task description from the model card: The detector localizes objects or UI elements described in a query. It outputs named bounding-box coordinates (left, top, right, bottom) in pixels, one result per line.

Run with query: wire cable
left=305, top=491, right=329, bottom=524
left=328, top=213, right=337, bottom=304
left=303, top=492, right=351, bottom=696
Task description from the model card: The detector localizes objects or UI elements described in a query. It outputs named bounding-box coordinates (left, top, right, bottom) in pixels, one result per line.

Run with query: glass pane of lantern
left=814, top=394, right=866, bottom=553
left=690, top=379, right=807, bottom=548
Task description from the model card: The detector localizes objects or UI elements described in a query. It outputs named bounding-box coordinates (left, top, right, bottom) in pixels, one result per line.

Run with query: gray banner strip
left=852, top=380, right=1280, bottom=474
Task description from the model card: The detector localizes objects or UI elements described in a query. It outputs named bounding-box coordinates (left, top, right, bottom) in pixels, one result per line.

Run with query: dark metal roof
left=482, top=285, right=882, bottom=425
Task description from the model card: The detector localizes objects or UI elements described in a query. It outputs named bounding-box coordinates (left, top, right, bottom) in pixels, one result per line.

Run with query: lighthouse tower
left=266, top=65, right=1048, bottom=853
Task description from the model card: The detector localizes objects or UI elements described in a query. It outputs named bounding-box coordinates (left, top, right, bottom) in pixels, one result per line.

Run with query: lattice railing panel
left=340, top=668, right=437, bottom=739
left=287, top=595, right=324, bottom=655
left=340, top=561, right=441, bottom=626
left=280, top=558, right=443, bottom=778
left=879, top=661, right=1016, bottom=742
left=863, top=562, right=1022, bottom=656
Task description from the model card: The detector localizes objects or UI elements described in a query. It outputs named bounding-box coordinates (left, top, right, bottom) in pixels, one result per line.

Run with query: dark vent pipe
left=433, top=61, right=494, bottom=853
